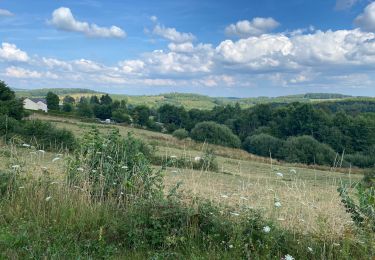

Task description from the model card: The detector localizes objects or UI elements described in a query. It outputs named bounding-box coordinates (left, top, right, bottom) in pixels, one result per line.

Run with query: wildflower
left=307, top=247, right=313, bottom=252
left=170, top=155, right=177, bottom=159
left=221, top=194, right=229, bottom=199
left=121, top=166, right=128, bottom=169
left=290, top=169, right=297, bottom=174
left=276, top=172, right=283, bottom=177
left=11, top=165, right=20, bottom=169
left=274, top=201, right=282, bottom=208
left=120, top=192, right=124, bottom=195
left=228, top=244, right=234, bottom=249
left=263, top=226, right=271, bottom=233
left=45, top=196, right=52, bottom=202
left=22, top=143, right=30, bottom=147
left=77, top=167, right=84, bottom=172
left=38, top=150, right=45, bottom=153
left=92, top=169, right=97, bottom=173
left=284, top=254, right=294, bottom=260
left=230, top=212, right=240, bottom=216
left=41, top=167, right=48, bottom=171
left=52, top=157, right=60, bottom=162
left=194, top=156, right=201, bottom=162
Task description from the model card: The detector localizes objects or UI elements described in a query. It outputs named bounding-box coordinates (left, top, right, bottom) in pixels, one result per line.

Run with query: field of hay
left=14, top=113, right=363, bottom=240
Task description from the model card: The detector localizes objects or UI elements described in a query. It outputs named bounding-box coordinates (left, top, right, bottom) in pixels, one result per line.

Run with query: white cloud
left=150, top=15, right=158, bottom=22
left=0, top=42, right=29, bottom=62
left=355, top=2, right=375, bottom=32
left=118, top=59, right=145, bottom=74
left=50, top=7, right=126, bottom=38
left=4, top=66, right=58, bottom=79
left=42, top=57, right=73, bottom=71
left=0, top=8, right=14, bottom=16
left=152, top=24, right=195, bottom=43
left=225, top=17, right=280, bottom=38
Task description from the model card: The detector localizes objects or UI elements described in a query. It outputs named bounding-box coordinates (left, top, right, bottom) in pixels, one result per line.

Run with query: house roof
left=27, top=98, right=47, bottom=104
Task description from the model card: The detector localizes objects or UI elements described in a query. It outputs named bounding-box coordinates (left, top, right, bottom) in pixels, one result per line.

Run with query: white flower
left=45, top=196, right=52, bottom=201
left=92, top=170, right=97, bottom=173
left=194, top=156, right=201, bottom=162
left=274, top=201, right=282, bottom=208
left=38, top=150, right=45, bottom=153
left=230, top=212, right=240, bottom=216
left=121, top=166, right=128, bottom=169
left=11, top=165, right=20, bottom=169
left=228, top=244, right=233, bottom=249
left=52, top=157, right=60, bottom=162
left=77, top=167, right=84, bottom=172
left=307, top=247, right=313, bottom=252
left=276, top=172, right=283, bottom=177
left=284, top=254, right=294, bottom=260
left=22, top=143, right=30, bottom=147
left=290, top=169, right=296, bottom=174
left=41, top=167, right=48, bottom=171
left=263, top=226, right=271, bottom=233
left=221, top=194, right=229, bottom=198
left=170, top=155, right=177, bottom=159
left=120, top=192, right=124, bottom=195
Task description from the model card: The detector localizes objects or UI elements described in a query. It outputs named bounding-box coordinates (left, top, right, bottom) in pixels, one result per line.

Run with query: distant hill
left=14, top=88, right=102, bottom=98
left=14, top=88, right=372, bottom=110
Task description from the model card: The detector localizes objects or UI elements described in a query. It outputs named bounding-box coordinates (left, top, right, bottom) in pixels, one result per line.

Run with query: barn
left=23, top=98, right=48, bottom=112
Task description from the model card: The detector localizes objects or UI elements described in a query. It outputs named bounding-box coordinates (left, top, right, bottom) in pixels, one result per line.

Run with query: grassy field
left=22, top=113, right=364, bottom=239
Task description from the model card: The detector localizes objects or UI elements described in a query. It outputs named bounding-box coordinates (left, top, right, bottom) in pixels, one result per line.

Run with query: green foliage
left=46, top=92, right=60, bottom=111
left=63, top=95, right=75, bottom=104
left=0, top=81, right=24, bottom=120
left=242, top=134, right=284, bottom=158
left=93, top=104, right=112, bottom=120
left=111, top=109, right=131, bottom=123
left=67, top=128, right=163, bottom=200
left=191, top=121, right=241, bottom=148
left=100, top=94, right=112, bottom=105
left=76, top=100, right=93, bottom=118
left=132, top=105, right=150, bottom=126
left=172, top=128, right=189, bottom=140
left=338, top=182, right=375, bottom=232
left=281, top=135, right=336, bottom=165
left=62, top=103, right=74, bottom=112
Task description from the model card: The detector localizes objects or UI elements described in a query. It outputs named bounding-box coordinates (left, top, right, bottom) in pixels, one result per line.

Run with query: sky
left=1, top=0, right=375, bottom=97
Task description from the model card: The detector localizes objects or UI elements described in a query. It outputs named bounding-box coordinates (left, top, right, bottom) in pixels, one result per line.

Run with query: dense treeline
left=34, top=90, right=375, bottom=168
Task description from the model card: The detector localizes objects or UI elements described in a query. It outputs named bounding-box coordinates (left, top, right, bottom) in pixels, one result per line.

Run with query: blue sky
left=1, top=0, right=375, bottom=97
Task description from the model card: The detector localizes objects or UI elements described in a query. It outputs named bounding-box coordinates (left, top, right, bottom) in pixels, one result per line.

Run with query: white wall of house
left=23, top=98, right=48, bottom=112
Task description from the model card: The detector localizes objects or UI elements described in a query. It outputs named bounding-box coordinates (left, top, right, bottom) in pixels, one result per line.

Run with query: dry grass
left=12, top=113, right=363, bottom=239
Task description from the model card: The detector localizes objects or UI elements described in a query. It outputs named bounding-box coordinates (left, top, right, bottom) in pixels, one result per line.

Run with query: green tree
left=242, top=134, right=284, bottom=158
left=46, top=92, right=60, bottom=111
left=0, top=81, right=24, bottom=120
left=77, top=100, right=93, bottom=118
left=90, top=95, right=100, bottom=104
left=191, top=121, right=241, bottom=148
left=63, top=95, right=75, bottom=104
left=133, top=105, right=150, bottom=126
left=100, top=94, right=112, bottom=105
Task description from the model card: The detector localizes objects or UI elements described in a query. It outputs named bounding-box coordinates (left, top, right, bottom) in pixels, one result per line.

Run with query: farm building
left=23, top=98, right=48, bottom=112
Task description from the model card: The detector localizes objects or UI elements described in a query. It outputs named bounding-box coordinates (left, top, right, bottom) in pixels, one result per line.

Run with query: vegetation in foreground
left=0, top=129, right=374, bottom=259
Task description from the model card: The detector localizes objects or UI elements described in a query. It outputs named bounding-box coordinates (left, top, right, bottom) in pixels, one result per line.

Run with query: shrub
left=345, top=153, right=375, bottom=168
left=281, top=135, right=336, bottom=165
left=190, top=121, right=241, bottom=148
left=172, top=128, right=189, bottom=140
left=242, top=134, right=284, bottom=158
left=67, top=128, right=162, bottom=200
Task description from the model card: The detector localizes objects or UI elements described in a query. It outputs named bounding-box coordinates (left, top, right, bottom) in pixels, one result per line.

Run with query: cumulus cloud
left=152, top=24, right=196, bottom=43
left=354, top=2, right=375, bottom=32
left=0, top=42, right=29, bottom=62
left=0, top=8, right=14, bottom=16
left=50, top=7, right=126, bottom=38
left=225, top=17, right=280, bottom=38
left=4, top=66, right=58, bottom=79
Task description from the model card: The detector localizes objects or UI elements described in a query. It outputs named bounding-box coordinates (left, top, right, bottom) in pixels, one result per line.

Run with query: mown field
left=24, top=113, right=363, bottom=238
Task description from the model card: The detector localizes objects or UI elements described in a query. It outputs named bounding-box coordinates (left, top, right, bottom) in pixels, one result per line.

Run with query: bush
left=281, top=135, right=336, bottom=165
left=67, top=128, right=162, bottom=200
left=345, top=153, right=375, bottom=168
left=242, top=134, right=284, bottom=158
left=22, top=120, right=76, bottom=151
left=172, top=128, right=189, bottom=140
left=190, top=121, right=241, bottom=148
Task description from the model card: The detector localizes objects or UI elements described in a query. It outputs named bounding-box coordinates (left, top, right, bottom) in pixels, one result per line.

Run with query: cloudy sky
left=1, top=0, right=375, bottom=97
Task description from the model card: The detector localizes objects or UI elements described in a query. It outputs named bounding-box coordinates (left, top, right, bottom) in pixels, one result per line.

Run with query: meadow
left=0, top=112, right=372, bottom=259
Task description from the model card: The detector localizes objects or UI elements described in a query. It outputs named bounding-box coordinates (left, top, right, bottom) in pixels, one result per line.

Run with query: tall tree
left=100, top=94, right=112, bottom=105
left=46, top=92, right=60, bottom=111
left=0, top=81, right=24, bottom=120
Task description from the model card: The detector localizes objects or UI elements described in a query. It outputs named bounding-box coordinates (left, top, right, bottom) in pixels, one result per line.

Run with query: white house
left=23, top=98, right=48, bottom=112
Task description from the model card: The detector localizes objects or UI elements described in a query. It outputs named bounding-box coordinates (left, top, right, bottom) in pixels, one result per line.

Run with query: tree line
left=34, top=90, right=375, bottom=168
